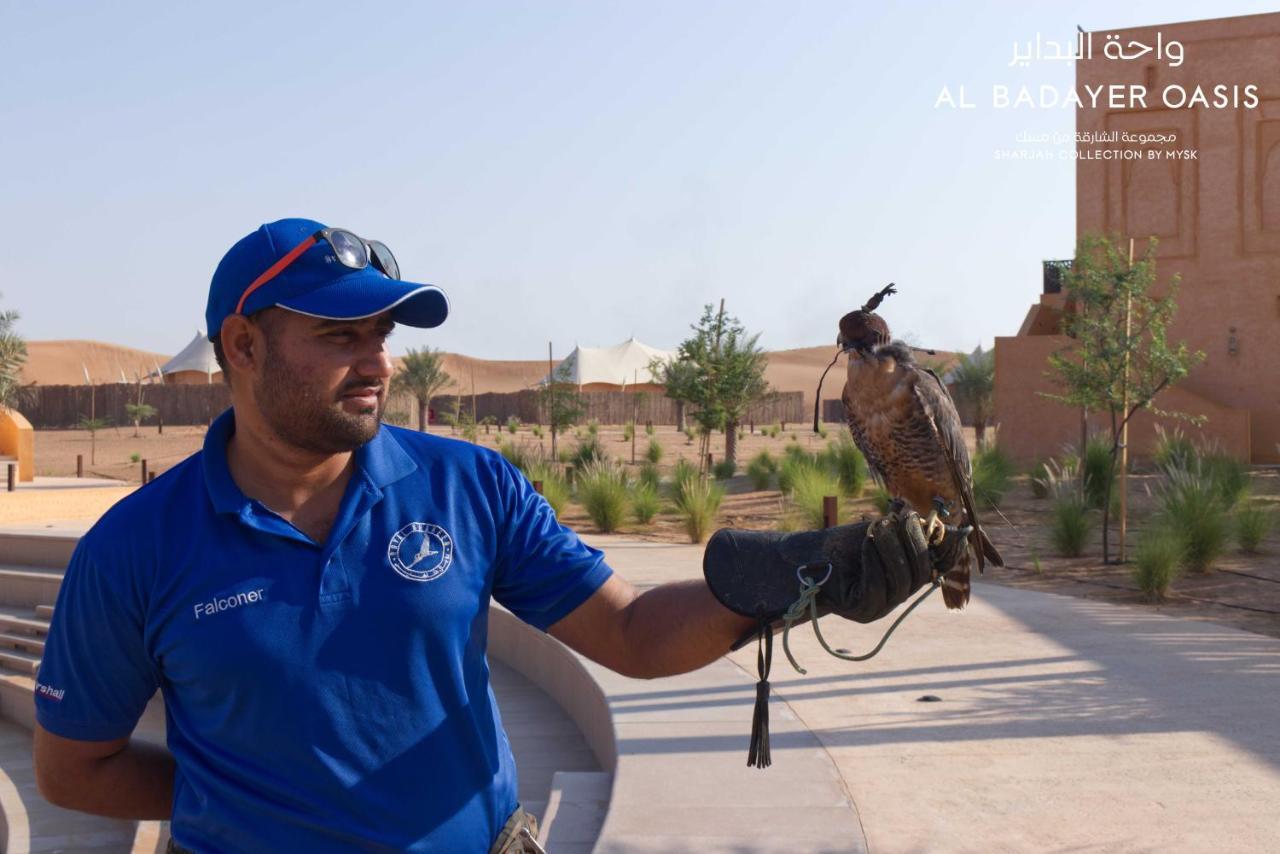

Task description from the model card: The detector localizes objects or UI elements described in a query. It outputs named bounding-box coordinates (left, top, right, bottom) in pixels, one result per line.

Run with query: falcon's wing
left=909, top=366, right=989, bottom=571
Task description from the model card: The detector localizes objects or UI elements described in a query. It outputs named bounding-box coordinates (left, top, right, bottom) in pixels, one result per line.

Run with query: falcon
left=835, top=284, right=1003, bottom=609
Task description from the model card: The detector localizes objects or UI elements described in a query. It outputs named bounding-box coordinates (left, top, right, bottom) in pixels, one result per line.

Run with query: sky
left=1, top=1, right=1274, bottom=360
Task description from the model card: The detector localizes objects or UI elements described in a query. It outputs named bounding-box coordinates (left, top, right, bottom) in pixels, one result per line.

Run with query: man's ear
left=220, top=315, right=261, bottom=377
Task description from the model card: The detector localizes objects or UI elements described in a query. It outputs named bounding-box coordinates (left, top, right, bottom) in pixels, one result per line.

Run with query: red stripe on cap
left=234, top=234, right=319, bottom=315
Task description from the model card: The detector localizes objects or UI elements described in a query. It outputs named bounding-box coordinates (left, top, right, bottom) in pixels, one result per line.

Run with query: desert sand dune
left=20, top=340, right=960, bottom=410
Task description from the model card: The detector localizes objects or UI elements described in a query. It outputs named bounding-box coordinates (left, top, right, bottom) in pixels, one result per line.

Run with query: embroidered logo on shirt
left=387, top=522, right=454, bottom=582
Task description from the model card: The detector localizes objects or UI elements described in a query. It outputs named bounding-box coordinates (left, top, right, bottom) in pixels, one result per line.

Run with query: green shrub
left=670, top=458, right=699, bottom=501
left=783, top=442, right=810, bottom=463
left=1083, top=436, right=1114, bottom=510
left=822, top=435, right=867, bottom=497
left=1235, top=500, right=1273, bottom=554
left=496, top=439, right=526, bottom=471
left=768, top=425, right=781, bottom=439
left=570, top=435, right=607, bottom=472
left=587, top=419, right=600, bottom=437
left=816, top=424, right=829, bottom=439
left=784, top=465, right=843, bottom=530
left=1153, top=424, right=1195, bottom=471
left=622, top=421, right=635, bottom=442
left=683, top=425, right=696, bottom=444
left=525, top=463, right=570, bottom=516
left=972, top=445, right=1015, bottom=508
left=673, top=477, right=723, bottom=543
left=1156, top=466, right=1229, bottom=573
left=646, top=439, right=663, bottom=464
left=712, top=458, right=736, bottom=480
left=1029, top=459, right=1051, bottom=499
left=531, top=424, right=544, bottom=439
left=576, top=461, right=629, bottom=533
left=645, top=422, right=655, bottom=437
left=505, top=416, right=520, bottom=435
left=777, top=452, right=818, bottom=496
left=1133, top=525, right=1184, bottom=601
left=746, top=451, right=776, bottom=491
left=631, top=482, right=660, bottom=525
left=556, top=447, right=573, bottom=464
left=129, top=452, right=141, bottom=464
left=1049, top=493, right=1093, bottom=557
left=1201, top=449, right=1248, bottom=510
left=870, top=485, right=892, bottom=515
left=637, top=461, right=661, bottom=491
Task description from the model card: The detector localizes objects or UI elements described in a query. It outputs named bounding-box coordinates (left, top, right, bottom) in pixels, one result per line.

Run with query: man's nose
left=356, top=343, right=395, bottom=380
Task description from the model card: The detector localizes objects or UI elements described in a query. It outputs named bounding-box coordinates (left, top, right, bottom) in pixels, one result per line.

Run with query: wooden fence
left=21, top=384, right=807, bottom=429
left=396, top=389, right=807, bottom=427
left=19, top=384, right=232, bottom=429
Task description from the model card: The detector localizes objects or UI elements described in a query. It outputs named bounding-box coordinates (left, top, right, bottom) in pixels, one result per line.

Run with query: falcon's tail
left=973, top=525, right=1003, bottom=571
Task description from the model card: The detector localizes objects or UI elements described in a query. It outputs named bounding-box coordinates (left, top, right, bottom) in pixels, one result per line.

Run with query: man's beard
left=252, top=341, right=383, bottom=454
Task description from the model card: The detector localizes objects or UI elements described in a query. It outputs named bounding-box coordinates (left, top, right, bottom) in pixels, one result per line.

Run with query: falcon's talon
left=921, top=509, right=947, bottom=547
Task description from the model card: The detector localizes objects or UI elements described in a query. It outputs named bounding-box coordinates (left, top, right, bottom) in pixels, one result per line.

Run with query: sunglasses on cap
left=234, top=228, right=401, bottom=315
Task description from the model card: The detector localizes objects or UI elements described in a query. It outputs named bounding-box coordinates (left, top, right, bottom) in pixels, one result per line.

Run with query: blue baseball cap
left=205, top=218, right=449, bottom=340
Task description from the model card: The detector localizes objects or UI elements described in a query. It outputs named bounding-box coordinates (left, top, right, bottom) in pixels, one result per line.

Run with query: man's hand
left=33, top=723, right=175, bottom=819
left=701, top=514, right=970, bottom=630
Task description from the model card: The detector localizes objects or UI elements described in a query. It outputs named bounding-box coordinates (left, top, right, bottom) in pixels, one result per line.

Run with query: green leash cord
left=780, top=569, right=941, bottom=674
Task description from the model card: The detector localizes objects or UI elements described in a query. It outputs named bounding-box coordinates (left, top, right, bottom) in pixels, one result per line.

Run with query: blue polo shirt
left=35, top=410, right=612, bottom=852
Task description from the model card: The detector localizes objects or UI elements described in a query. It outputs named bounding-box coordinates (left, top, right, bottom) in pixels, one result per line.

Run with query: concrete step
left=0, top=631, right=44, bottom=655
left=0, top=647, right=39, bottom=676
left=0, top=530, right=77, bottom=569
left=0, top=566, right=64, bottom=609
left=0, top=605, right=50, bottom=635
left=0, top=670, right=35, bottom=728
left=35, top=604, right=54, bottom=620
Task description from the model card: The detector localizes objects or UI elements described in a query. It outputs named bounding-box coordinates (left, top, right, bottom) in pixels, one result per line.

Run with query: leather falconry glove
left=702, top=511, right=971, bottom=768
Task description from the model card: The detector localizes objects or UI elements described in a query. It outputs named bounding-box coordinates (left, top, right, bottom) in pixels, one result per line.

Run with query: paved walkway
left=582, top=534, right=1280, bottom=853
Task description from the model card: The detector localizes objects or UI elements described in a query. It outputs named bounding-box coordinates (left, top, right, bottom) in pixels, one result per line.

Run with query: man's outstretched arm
left=549, top=575, right=757, bottom=679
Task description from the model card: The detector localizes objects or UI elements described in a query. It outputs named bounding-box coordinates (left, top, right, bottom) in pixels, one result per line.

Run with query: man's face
left=250, top=309, right=396, bottom=454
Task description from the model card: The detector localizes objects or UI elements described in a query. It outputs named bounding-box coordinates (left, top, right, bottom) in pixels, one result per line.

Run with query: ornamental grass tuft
left=630, top=481, right=660, bottom=525
left=1133, top=525, right=1184, bottom=602
left=575, top=460, right=629, bottom=533
left=673, top=476, right=724, bottom=543
left=746, top=450, right=777, bottom=491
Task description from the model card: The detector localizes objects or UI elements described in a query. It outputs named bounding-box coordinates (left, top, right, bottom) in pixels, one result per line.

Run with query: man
left=33, top=218, right=950, bottom=852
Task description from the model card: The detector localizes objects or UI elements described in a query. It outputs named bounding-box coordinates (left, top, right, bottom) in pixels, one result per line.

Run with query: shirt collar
left=202, top=408, right=418, bottom=515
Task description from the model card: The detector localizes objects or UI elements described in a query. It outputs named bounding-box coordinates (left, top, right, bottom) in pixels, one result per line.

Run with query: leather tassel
left=747, top=622, right=773, bottom=769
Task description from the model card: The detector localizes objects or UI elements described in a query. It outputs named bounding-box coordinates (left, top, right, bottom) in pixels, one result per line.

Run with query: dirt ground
left=22, top=421, right=1280, bottom=641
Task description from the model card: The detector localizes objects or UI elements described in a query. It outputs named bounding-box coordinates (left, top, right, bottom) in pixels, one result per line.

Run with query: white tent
left=159, top=330, right=220, bottom=382
left=548, top=338, right=675, bottom=388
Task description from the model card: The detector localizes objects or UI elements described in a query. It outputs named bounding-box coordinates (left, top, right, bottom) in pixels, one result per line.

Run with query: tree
left=539, top=363, right=585, bottom=459
left=78, top=416, right=110, bottom=465
left=391, top=348, right=453, bottom=431
left=1044, top=234, right=1204, bottom=564
left=949, top=346, right=995, bottom=449
left=0, top=293, right=27, bottom=409
left=670, top=302, right=770, bottom=470
left=125, top=403, right=158, bottom=438
left=648, top=356, right=700, bottom=432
